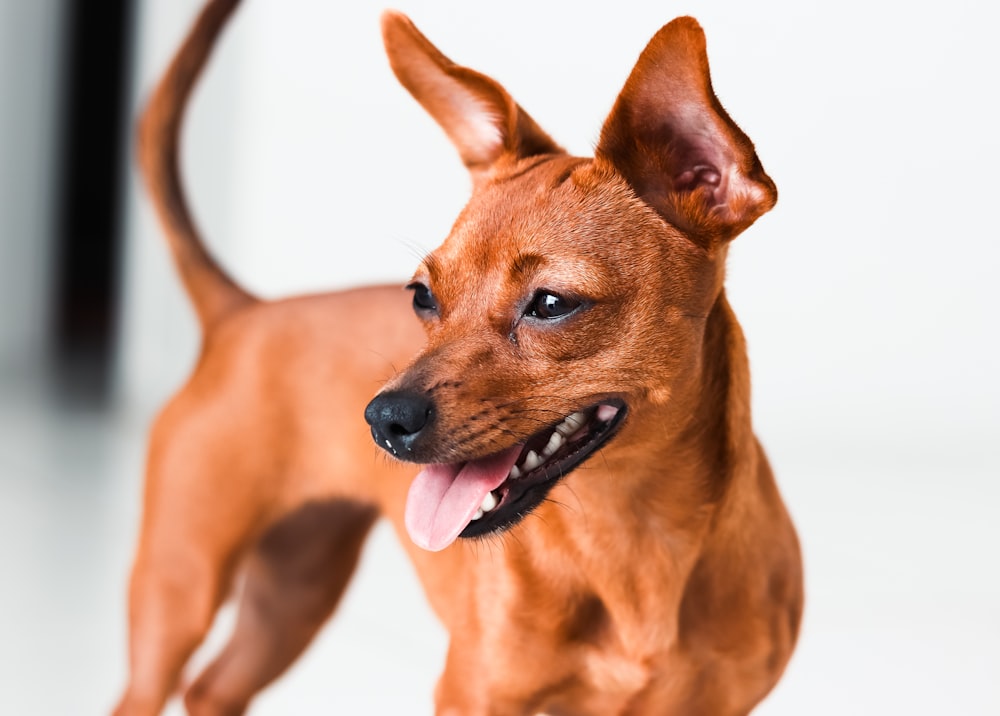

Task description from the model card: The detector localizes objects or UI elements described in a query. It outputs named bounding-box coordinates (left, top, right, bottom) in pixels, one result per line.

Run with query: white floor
left=1, top=374, right=997, bottom=715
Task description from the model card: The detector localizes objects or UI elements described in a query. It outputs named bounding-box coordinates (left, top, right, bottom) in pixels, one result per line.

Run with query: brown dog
left=114, top=0, right=803, bottom=714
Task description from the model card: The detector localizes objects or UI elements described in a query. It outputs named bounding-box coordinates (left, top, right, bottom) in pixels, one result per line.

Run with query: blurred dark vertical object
left=52, top=0, right=136, bottom=403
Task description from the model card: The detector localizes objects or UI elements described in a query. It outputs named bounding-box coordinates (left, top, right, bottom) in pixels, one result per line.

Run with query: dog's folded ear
left=596, top=17, right=777, bottom=246
left=382, top=11, right=563, bottom=184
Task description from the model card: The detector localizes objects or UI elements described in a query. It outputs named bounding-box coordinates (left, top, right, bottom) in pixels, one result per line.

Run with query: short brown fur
left=114, top=1, right=802, bottom=714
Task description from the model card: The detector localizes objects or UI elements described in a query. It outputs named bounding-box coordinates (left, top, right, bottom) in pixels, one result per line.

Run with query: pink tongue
left=405, top=444, right=523, bottom=552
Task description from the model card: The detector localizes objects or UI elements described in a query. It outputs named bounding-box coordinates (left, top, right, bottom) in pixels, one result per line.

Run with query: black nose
left=364, top=390, right=434, bottom=458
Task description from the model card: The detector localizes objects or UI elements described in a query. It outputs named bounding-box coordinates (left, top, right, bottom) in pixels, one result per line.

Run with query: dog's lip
left=457, top=398, right=628, bottom=539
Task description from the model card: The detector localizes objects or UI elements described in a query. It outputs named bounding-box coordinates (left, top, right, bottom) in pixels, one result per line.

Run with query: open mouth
left=404, top=399, right=627, bottom=551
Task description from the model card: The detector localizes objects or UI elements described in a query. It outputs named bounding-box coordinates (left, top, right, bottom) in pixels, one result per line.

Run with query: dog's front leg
left=435, top=669, right=533, bottom=716
left=432, top=638, right=555, bottom=716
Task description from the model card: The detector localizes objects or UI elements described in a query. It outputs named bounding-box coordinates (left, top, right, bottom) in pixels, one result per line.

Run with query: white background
left=1, top=0, right=998, bottom=713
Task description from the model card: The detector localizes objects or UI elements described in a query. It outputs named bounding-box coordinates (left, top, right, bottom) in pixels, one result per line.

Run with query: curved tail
left=136, top=0, right=254, bottom=329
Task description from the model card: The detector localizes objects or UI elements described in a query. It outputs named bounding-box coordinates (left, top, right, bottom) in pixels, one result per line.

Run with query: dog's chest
left=475, top=569, right=679, bottom=713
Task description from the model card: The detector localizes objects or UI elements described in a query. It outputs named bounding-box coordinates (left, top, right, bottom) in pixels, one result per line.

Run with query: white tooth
left=472, top=508, right=484, bottom=520
left=542, top=431, right=564, bottom=457
left=557, top=412, right=586, bottom=436
left=522, top=450, right=542, bottom=471
left=481, top=491, right=498, bottom=512
left=596, top=404, right=620, bottom=423
left=509, top=465, right=522, bottom=479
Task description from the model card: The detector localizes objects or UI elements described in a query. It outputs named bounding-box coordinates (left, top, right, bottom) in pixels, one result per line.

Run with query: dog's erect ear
left=597, top=17, right=776, bottom=245
left=382, top=11, right=562, bottom=183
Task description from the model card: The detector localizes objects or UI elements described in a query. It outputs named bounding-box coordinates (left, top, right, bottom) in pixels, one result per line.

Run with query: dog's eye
left=408, top=282, right=438, bottom=314
left=526, top=291, right=581, bottom=320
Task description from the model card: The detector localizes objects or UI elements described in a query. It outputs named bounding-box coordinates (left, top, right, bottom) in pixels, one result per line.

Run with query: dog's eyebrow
left=509, top=252, right=545, bottom=279
left=422, top=253, right=444, bottom=284
left=509, top=253, right=610, bottom=297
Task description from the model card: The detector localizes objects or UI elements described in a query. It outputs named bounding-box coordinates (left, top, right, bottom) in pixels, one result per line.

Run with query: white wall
left=121, top=0, right=1000, bottom=449
left=0, top=0, right=66, bottom=377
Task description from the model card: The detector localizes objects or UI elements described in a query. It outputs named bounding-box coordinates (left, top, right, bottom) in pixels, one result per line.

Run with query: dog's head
left=366, top=13, right=776, bottom=551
